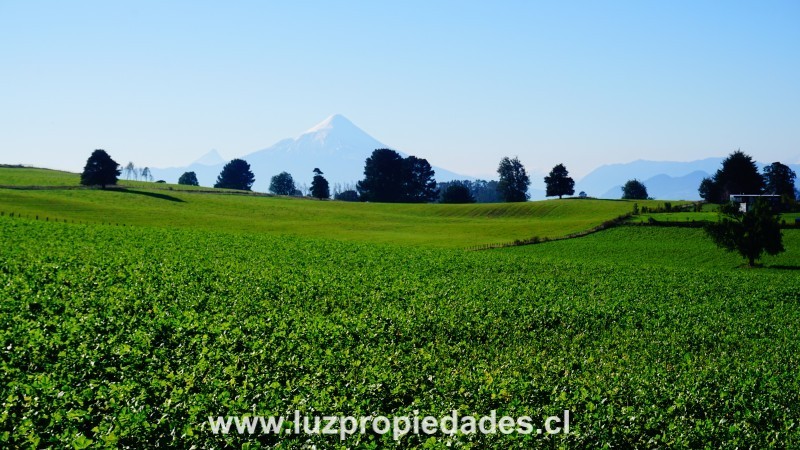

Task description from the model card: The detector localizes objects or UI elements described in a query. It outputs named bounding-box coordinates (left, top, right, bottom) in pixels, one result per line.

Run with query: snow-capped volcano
left=151, top=114, right=468, bottom=192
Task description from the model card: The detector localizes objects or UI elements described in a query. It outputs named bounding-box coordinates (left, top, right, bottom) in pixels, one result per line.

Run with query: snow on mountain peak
left=303, top=114, right=355, bottom=135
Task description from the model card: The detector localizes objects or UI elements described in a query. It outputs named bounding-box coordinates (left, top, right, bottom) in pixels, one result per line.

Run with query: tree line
left=78, top=148, right=797, bottom=206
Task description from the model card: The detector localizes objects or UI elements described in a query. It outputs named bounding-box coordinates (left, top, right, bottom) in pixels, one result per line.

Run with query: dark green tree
left=357, top=150, right=439, bottom=203
left=441, top=184, right=475, bottom=203
left=402, top=156, right=438, bottom=202
left=621, top=179, right=648, bottom=200
left=178, top=171, right=199, bottom=186
left=357, top=149, right=406, bottom=202
left=214, top=159, right=255, bottom=190
left=704, top=198, right=784, bottom=267
left=310, top=168, right=330, bottom=199
left=698, top=177, right=721, bottom=203
left=763, top=162, right=796, bottom=200
left=269, top=171, right=296, bottom=195
left=544, top=163, right=575, bottom=199
left=496, top=156, right=530, bottom=202
left=699, top=150, right=764, bottom=202
left=80, top=149, right=121, bottom=188
left=334, top=190, right=359, bottom=201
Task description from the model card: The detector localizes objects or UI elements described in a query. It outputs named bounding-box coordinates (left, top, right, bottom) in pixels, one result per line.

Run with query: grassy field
left=2, top=166, right=799, bottom=448
left=0, top=167, right=668, bottom=248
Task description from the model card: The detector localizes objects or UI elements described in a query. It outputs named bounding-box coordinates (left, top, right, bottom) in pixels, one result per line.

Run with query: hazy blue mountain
left=580, top=158, right=799, bottom=200
left=575, top=158, right=723, bottom=199
left=193, top=149, right=225, bottom=166
left=601, top=171, right=709, bottom=200
left=151, top=114, right=470, bottom=192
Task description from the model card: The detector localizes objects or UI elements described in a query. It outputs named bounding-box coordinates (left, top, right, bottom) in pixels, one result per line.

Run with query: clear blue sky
left=1, top=0, right=798, bottom=180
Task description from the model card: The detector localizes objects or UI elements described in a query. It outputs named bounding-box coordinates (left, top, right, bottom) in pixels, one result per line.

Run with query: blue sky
left=1, top=0, right=798, bottom=179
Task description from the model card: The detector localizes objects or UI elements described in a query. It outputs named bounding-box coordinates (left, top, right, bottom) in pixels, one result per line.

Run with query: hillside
left=0, top=167, right=664, bottom=248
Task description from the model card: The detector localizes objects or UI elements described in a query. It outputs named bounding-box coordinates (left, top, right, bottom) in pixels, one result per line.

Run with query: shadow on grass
left=113, top=188, right=185, bottom=203
left=766, top=265, right=800, bottom=271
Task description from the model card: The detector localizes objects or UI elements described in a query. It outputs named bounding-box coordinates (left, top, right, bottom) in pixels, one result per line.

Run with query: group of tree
left=123, top=161, right=153, bottom=182
left=437, top=180, right=501, bottom=203
left=440, top=182, right=476, bottom=203
left=698, top=150, right=794, bottom=267
left=356, top=149, right=438, bottom=202
left=699, top=150, right=797, bottom=203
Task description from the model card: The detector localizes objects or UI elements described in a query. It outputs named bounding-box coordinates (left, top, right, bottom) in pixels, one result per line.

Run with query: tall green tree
left=544, top=163, right=575, bottom=199
left=214, top=159, right=255, bottom=190
left=80, top=149, right=121, bottom=188
left=357, top=149, right=406, bottom=202
left=310, top=168, right=330, bottom=199
left=699, top=150, right=764, bottom=203
left=269, top=171, right=296, bottom=195
left=763, top=162, right=797, bottom=200
left=496, top=156, right=530, bottom=202
left=704, top=198, right=784, bottom=267
left=178, top=171, right=199, bottom=186
left=621, top=179, right=648, bottom=200
left=357, top=149, right=438, bottom=203
left=402, top=156, right=438, bottom=203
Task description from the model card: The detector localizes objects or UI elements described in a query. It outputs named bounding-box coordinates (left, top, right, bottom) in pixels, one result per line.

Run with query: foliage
left=357, top=149, right=438, bottom=203
left=269, top=171, right=296, bottom=196
left=703, top=198, right=785, bottom=266
left=334, top=189, right=359, bottom=202
left=357, top=149, right=406, bottom=202
left=1, top=217, right=799, bottom=448
left=496, top=156, right=530, bottom=202
left=544, top=164, right=575, bottom=199
left=214, top=159, right=255, bottom=191
left=440, top=184, right=476, bottom=204
left=621, top=179, right=648, bottom=200
left=763, top=161, right=797, bottom=200
left=699, top=150, right=764, bottom=202
left=698, top=177, right=720, bottom=203
left=178, top=171, right=200, bottom=186
left=438, top=179, right=500, bottom=203
left=310, top=168, right=330, bottom=199
left=80, top=149, right=121, bottom=188
left=402, top=156, right=439, bottom=203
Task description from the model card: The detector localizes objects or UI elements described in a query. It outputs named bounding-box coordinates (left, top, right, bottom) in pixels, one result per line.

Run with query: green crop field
left=2, top=167, right=799, bottom=448
left=502, top=225, right=800, bottom=269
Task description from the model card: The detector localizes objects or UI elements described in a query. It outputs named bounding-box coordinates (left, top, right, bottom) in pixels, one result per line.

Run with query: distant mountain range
left=150, top=114, right=468, bottom=193
left=580, top=158, right=799, bottom=200
left=151, top=114, right=798, bottom=200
